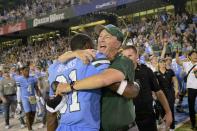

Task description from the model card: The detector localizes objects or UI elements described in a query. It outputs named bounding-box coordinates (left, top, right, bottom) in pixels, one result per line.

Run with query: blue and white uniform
left=16, top=76, right=37, bottom=112
left=48, top=52, right=109, bottom=131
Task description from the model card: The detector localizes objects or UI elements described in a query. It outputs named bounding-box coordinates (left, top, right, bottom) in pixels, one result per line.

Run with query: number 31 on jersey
left=56, top=70, right=80, bottom=113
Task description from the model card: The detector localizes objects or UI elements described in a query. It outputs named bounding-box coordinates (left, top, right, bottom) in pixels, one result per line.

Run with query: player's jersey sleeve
left=48, top=61, right=62, bottom=96
left=91, top=52, right=110, bottom=72
left=48, top=61, right=62, bottom=78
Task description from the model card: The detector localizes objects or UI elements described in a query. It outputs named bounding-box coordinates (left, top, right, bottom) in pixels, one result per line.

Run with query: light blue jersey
left=48, top=61, right=68, bottom=97
left=16, top=76, right=37, bottom=112
left=48, top=52, right=109, bottom=131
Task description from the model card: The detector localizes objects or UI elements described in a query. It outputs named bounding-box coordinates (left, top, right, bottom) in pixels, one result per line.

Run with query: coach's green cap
left=95, top=24, right=124, bottom=43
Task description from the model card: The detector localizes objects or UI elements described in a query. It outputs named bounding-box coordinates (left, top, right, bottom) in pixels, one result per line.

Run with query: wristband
left=117, top=80, right=127, bottom=95
left=133, top=81, right=140, bottom=90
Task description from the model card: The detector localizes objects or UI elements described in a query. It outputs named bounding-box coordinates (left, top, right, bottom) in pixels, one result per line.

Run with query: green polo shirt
left=101, top=54, right=135, bottom=131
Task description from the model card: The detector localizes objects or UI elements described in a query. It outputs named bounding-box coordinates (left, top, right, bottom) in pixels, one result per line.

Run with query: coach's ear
left=118, top=48, right=123, bottom=53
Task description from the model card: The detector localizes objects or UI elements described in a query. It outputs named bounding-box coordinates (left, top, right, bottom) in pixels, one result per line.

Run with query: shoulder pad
left=91, top=58, right=110, bottom=67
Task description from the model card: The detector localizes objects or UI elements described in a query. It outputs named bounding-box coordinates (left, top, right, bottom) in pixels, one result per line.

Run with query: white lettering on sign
left=33, top=13, right=65, bottom=27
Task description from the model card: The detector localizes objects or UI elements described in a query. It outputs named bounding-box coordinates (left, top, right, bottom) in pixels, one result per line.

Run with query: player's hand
left=56, top=83, right=71, bottom=96
left=74, top=49, right=96, bottom=64
left=163, top=111, right=172, bottom=128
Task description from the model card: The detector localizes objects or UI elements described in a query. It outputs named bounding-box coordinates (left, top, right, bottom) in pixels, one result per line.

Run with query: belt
left=117, top=121, right=136, bottom=131
left=5, top=94, right=16, bottom=96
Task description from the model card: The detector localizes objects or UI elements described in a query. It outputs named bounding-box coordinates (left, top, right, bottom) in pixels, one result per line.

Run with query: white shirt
left=183, top=61, right=197, bottom=89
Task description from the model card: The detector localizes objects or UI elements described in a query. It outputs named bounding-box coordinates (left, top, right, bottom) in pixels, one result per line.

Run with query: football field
left=0, top=97, right=195, bottom=131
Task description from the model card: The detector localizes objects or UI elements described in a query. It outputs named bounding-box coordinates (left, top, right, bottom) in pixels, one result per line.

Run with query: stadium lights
left=71, top=31, right=79, bottom=34
left=70, top=20, right=106, bottom=30
left=38, top=38, right=43, bottom=41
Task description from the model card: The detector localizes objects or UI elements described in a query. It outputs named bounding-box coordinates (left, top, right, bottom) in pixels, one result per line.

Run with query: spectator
left=176, top=50, right=197, bottom=129
left=0, top=67, right=25, bottom=129
left=121, top=45, right=172, bottom=131
left=155, top=58, right=179, bottom=130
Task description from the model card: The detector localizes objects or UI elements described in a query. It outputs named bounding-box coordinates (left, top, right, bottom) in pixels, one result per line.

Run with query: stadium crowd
left=0, top=36, right=69, bottom=68
left=0, top=0, right=92, bottom=25
left=0, top=6, right=197, bottom=131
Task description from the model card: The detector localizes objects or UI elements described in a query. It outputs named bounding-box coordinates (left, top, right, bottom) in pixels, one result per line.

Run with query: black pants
left=3, top=96, right=25, bottom=126
left=169, top=103, right=175, bottom=129
left=46, top=111, right=58, bottom=131
left=136, top=114, right=157, bottom=131
left=26, top=111, right=36, bottom=130
left=3, top=101, right=11, bottom=125
left=42, top=104, right=47, bottom=125
left=188, top=88, right=197, bottom=128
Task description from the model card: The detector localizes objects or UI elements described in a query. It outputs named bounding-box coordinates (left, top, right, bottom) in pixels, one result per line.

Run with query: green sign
left=27, top=7, right=76, bottom=28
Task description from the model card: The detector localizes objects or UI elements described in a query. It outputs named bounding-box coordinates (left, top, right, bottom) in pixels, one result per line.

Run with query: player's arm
left=108, top=81, right=140, bottom=98
left=58, top=49, right=96, bottom=64
left=176, top=49, right=183, bottom=66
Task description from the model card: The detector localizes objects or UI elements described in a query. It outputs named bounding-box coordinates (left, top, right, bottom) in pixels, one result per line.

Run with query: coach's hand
left=56, top=83, right=71, bottom=96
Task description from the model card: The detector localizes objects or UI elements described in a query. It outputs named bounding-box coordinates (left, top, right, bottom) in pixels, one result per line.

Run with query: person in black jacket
left=154, top=58, right=179, bottom=131
left=122, top=45, right=172, bottom=131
